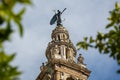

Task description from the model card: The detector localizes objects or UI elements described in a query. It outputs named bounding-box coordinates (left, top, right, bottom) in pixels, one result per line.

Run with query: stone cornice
left=50, top=59, right=91, bottom=77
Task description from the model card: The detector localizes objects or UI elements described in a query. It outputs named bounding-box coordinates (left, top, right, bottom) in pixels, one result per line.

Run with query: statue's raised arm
left=50, top=8, right=66, bottom=26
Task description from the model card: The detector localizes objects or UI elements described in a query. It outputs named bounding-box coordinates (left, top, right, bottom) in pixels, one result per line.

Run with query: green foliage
left=0, top=23, right=13, bottom=43
left=0, top=52, right=21, bottom=80
left=77, top=2, right=120, bottom=73
left=0, top=0, right=31, bottom=37
left=0, top=0, right=31, bottom=80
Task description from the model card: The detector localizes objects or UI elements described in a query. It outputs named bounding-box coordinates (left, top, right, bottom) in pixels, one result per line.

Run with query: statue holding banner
left=50, top=8, right=66, bottom=25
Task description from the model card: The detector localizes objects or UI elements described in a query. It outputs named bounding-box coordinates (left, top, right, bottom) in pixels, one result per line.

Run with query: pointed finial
left=77, top=54, right=84, bottom=64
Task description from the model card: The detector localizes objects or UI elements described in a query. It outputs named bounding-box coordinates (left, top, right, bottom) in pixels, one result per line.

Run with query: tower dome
left=46, top=25, right=76, bottom=62
left=51, top=25, right=69, bottom=42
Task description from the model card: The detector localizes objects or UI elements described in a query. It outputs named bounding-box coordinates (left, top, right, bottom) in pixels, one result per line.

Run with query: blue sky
left=4, top=0, right=120, bottom=80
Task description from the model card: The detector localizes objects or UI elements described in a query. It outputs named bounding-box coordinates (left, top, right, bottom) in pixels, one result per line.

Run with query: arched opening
left=66, top=77, right=74, bottom=80
left=58, top=35, right=60, bottom=41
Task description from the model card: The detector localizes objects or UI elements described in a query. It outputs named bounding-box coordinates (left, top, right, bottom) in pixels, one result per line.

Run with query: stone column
left=55, top=71, right=60, bottom=80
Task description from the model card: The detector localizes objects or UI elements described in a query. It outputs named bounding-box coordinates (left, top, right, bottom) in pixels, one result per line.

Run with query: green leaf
left=7, top=54, right=16, bottom=63
left=104, top=47, right=109, bottom=53
left=117, top=53, right=120, bottom=64
left=97, top=32, right=103, bottom=40
left=84, top=37, right=88, bottom=41
left=0, top=14, right=5, bottom=25
left=89, top=36, right=95, bottom=43
left=0, top=23, right=13, bottom=42
left=115, top=2, right=120, bottom=9
left=77, top=42, right=83, bottom=50
left=5, top=22, right=13, bottom=40
left=16, top=21, right=23, bottom=37
left=106, top=22, right=114, bottom=28
left=110, top=52, right=116, bottom=59
left=17, top=8, right=26, bottom=19
left=18, top=0, right=32, bottom=4
left=13, top=16, right=23, bottom=37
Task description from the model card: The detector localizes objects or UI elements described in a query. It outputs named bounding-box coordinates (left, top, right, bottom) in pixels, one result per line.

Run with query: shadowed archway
left=66, top=77, right=74, bottom=80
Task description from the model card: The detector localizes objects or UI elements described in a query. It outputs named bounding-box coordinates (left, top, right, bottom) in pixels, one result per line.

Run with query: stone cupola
left=46, top=24, right=76, bottom=62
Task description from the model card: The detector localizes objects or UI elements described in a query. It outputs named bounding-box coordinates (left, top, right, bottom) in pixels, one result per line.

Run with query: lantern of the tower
left=46, top=25, right=76, bottom=62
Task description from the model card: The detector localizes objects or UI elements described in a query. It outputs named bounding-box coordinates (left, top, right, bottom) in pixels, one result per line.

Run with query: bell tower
left=36, top=24, right=91, bottom=80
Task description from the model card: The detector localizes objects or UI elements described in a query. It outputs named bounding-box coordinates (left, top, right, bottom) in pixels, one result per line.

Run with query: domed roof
left=46, top=24, right=77, bottom=62
left=51, top=25, right=69, bottom=39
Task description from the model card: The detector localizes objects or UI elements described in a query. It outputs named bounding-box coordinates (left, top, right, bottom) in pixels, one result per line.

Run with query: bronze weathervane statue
left=50, top=8, right=66, bottom=26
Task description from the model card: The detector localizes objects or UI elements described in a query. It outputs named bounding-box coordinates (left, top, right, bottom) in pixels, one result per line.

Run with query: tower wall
left=36, top=25, right=91, bottom=80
